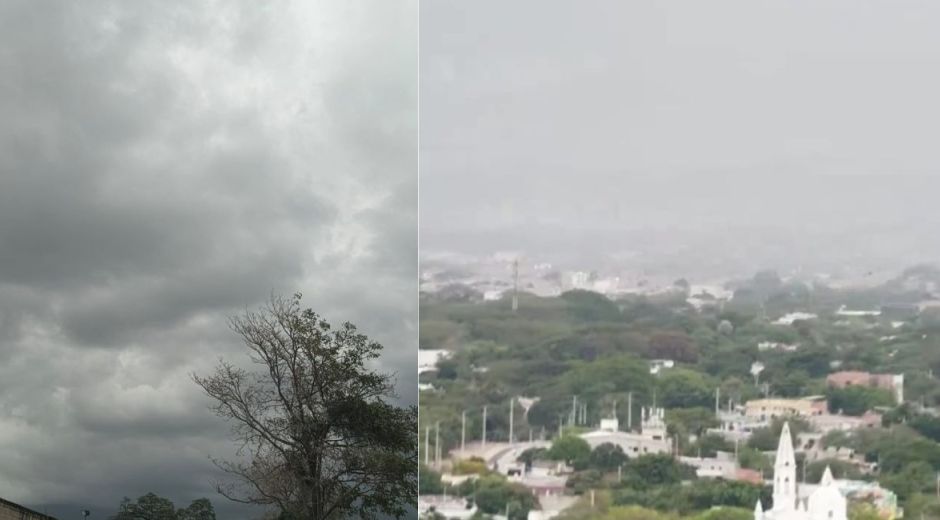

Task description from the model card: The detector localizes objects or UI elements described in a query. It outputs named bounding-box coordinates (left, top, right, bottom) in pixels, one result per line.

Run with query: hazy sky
left=0, top=1, right=416, bottom=518
left=421, top=1, right=940, bottom=273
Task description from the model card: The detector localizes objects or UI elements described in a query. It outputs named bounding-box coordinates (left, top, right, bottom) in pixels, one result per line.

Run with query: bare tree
left=194, top=294, right=417, bottom=519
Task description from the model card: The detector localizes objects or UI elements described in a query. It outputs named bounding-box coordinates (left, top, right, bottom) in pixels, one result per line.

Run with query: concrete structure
left=757, top=341, right=799, bottom=352
left=806, top=411, right=882, bottom=434
left=745, top=397, right=827, bottom=421
left=648, top=359, right=675, bottom=375
left=418, top=349, right=452, bottom=375
left=527, top=496, right=577, bottom=520
left=826, top=371, right=904, bottom=404
left=754, top=423, right=847, bottom=520
left=773, top=312, right=818, bottom=325
left=707, top=409, right=769, bottom=442
left=579, top=408, right=672, bottom=457
left=0, top=498, right=56, bottom=520
left=796, top=432, right=874, bottom=474
left=835, top=305, right=881, bottom=317
left=509, top=475, right=567, bottom=497
left=418, top=495, right=476, bottom=519
left=680, top=451, right=739, bottom=479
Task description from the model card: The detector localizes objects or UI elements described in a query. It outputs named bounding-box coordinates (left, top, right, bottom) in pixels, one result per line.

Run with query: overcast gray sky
left=421, top=0, right=940, bottom=276
left=0, top=1, right=416, bottom=518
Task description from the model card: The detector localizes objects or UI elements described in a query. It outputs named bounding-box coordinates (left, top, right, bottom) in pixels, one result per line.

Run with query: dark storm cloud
left=0, top=1, right=416, bottom=518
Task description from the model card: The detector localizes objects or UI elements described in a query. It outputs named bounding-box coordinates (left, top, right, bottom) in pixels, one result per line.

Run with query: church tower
left=772, top=422, right=797, bottom=513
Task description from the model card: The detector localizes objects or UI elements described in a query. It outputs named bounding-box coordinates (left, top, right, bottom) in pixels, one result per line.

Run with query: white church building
left=755, top=422, right=847, bottom=520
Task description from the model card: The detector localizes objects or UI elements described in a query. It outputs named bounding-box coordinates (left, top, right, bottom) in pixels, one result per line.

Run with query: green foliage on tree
left=470, top=474, right=539, bottom=520
left=110, top=493, right=215, bottom=520
left=589, top=442, right=628, bottom=471
left=826, top=386, right=895, bottom=416
left=620, top=454, right=695, bottom=490
left=656, top=370, right=714, bottom=409
left=548, top=435, right=591, bottom=466
left=419, top=464, right=444, bottom=495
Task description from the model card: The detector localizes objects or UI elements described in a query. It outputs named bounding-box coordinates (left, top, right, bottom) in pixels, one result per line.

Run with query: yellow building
left=744, top=396, right=827, bottom=421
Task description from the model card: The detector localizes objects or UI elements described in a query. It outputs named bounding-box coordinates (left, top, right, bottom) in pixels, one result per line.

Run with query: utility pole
left=627, top=392, right=633, bottom=431
left=482, top=406, right=488, bottom=448
left=715, top=386, right=720, bottom=417
left=509, top=397, right=515, bottom=445
left=461, top=410, right=467, bottom=453
left=435, top=421, right=441, bottom=468
left=571, top=395, right=578, bottom=427
left=424, top=426, right=430, bottom=465
left=512, top=259, right=519, bottom=313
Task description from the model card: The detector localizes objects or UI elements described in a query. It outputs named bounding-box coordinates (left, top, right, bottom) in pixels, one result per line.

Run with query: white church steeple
left=756, top=423, right=847, bottom=520
left=772, top=422, right=797, bottom=513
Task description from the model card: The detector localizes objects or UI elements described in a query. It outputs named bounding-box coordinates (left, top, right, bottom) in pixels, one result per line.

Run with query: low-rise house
left=0, top=498, right=57, bottom=520
left=418, top=495, right=476, bottom=520
left=579, top=408, right=672, bottom=457
left=707, top=409, right=769, bottom=442
left=509, top=475, right=567, bottom=497
left=807, top=411, right=882, bottom=434
left=773, top=312, right=818, bottom=325
left=679, top=451, right=738, bottom=479
left=757, top=341, right=799, bottom=352
left=649, top=359, right=675, bottom=375
left=744, top=396, right=827, bottom=421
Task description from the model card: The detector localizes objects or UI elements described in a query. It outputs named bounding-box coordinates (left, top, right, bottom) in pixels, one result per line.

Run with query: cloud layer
left=0, top=2, right=416, bottom=518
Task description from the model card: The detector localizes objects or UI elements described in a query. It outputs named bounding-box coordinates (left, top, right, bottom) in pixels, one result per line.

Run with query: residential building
left=579, top=408, right=672, bottom=457
left=0, top=498, right=56, bottom=520
left=744, top=397, right=827, bottom=421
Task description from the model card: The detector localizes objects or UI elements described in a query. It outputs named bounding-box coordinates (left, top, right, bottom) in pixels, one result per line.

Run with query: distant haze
left=421, top=0, right=940, bottom=276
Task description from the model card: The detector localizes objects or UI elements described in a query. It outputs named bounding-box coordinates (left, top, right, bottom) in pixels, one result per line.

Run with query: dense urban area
left=418, top=257, right=940, bottom=520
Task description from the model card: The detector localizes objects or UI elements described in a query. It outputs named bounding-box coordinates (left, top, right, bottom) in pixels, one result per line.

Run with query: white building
left=754, top=422, right=847, bottom=520
left=418, top=349, right=452, bottom=375
left=649, top=359, right=675, bottom=375
left=680, top=451, right=739, bottom=479
left=579, top=407, right=672, bottom=457
left=418, top=495, right=476, bottom=519
left=773, top=312, right=818, bottom=326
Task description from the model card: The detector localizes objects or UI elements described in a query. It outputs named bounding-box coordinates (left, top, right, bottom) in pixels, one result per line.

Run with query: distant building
left=648, top=359, right=675, bottom=375
left=835, top=305, right=881, bottom=317
left=757, top=342, right=799, bottom=352
left=418, top=349, right=451, bottom=375
left=826, top=371, right=904, bottom=404
left=744, top=397, right=827, bottom=421
left=773, top=312, right=818, bottom=326
left=806, top=411, right=882, bottom=433
left=680, top=451, right=739, bottom=479
left=508, top=475, right=567, bottom=497
left=708, top=407, right=769, bottom=442
left=418, top=495, right=476, bottom=519
left=0, top=497, right=56, bottom=520
left=579, top=407, right=672, bottom=457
